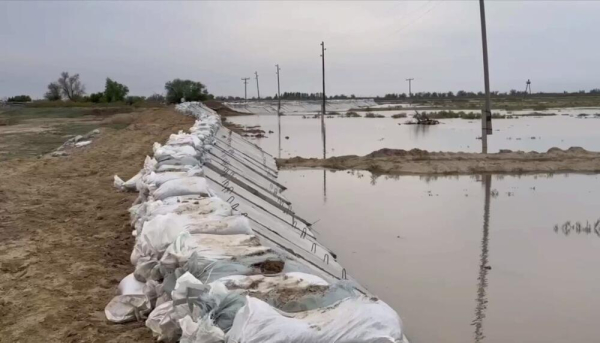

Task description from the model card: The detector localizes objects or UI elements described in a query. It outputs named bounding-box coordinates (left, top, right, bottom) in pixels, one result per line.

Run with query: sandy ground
left=0, top=108, right=194, bottom=343
left=277, top=147, right=600, bottom=175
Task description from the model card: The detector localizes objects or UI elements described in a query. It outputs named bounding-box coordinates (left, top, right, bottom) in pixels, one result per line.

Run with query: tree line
left=3, top=72, right=214, bottom=105
left=382, top=88, right=600, bottom=99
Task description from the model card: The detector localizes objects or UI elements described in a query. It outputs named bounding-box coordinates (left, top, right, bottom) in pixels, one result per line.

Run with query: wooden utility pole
left=241, top=77, right=250, bottom=102
left=275, top=64, right=281, bottom=115
left=479, top=0, right=492, bottom=153
left=254, top=71, right=261, bottom=100
left=320, top=41, right=327, bottom=159
left=406, top=78, right=414, bottom=98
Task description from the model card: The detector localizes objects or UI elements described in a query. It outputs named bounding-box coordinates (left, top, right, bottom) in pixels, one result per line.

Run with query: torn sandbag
left=226, top=296, right=404, bottom=343
left=151, top=177, right=212, bottom=200
left=105, top=295, right=151, bottom=323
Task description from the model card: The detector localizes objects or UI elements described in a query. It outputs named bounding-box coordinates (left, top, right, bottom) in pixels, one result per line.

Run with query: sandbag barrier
left=107, top=102, right=408, bottom=343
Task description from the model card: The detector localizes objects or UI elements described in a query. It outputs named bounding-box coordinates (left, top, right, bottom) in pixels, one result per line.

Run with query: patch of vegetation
left=327, top=111, right=340, bottom=115
left=420, top=110, right=517, bottom=120
left=365, top=112, right=385, bottom=118
left=391, top=113, right=407, bottom=119
left=7, top=95, right=32, bottom=102
left=343, top=111, right=361, bottom=118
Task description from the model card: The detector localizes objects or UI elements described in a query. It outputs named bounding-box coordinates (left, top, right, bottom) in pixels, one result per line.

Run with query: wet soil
left=0, top=108, right=194, bottom=343
left=277, top=147, right=600, bottom=175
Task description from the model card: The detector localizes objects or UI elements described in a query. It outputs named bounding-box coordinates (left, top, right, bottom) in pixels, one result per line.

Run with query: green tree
left=89, top=92, right=105, bottom=103
left=165, top=79, right=212, bottom=104
left=104, top=78, right=129, bottom=102
left=45, top=82, right=62, bottom=101
left=7, top=95, right=31, bottom=102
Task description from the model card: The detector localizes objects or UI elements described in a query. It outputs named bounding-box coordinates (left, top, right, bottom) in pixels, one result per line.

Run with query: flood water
left=229, top=110, right=600, bottom=158
left=279, top=170, right=600, bottom=343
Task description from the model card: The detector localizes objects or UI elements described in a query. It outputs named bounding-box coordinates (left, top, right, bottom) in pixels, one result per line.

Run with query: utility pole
left=320, top=41, right=327, bottom=159
left=275, top=64, right=281, bottom=115
left=479, top=0, right=492, bottom=154
left=406, top=78, right=414, bottom=98
left=254, top=71, right=261, bottom=100
left=241, top=77, right=250, bottom=102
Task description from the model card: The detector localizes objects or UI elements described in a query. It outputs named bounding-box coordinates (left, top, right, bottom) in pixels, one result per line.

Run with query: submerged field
left=279, top=170, right=600, bottom=343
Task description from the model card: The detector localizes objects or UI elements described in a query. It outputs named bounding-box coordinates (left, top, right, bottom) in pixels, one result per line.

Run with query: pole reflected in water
left=473, top=174, right=492, bottom=342
left=277, top=113, right=282, bottom=159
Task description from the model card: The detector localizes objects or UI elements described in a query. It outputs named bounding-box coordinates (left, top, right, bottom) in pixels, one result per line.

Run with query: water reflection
left=277, top=114, right=282, bottom=159
left=473, top=174, right=492, bottom=342
left=554, top=220, right=600, bottom=237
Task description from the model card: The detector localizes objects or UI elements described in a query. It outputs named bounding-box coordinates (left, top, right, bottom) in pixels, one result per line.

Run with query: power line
left=275, top=64, right=281, bottom=115
left=241, top=77, right=250, bottom=102
left=320, top=41, right=327, bottom=159
left=393, top=1, right=442, bottom=35
left=406, top=78, right=414, bottom=98
left=254, top=71, right=260, bottom=100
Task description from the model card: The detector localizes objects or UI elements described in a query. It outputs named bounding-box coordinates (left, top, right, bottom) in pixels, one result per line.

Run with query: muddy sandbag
left=131, top=196, right=232, bottom=233
left=151, top=177, right=212, bottom=200
left=105, top=295, right=151, bottom=323
left=226, top=296, right=404, bottom=343
left=216, top=273, right=357, bottom=313
left=160, top=233, right=269, bottom=274
left=132, top=215, right=254, bottom=280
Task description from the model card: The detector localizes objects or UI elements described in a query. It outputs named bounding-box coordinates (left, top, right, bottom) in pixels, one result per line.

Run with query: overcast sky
left=2, top=1, right=600, bottom=99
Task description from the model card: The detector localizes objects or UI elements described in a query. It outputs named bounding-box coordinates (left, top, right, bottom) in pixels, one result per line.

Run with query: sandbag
left=226, top=296, right=404, bottom=343
left=132, top=196, right=231, bottom=233
left=105, top=295, right=151, bottom=323
left=153, top=143, right=200, bottom=161
left=179, top=316, right=225, bottom=343
left=118, top=273, right=145, bottom=295
left=159, top=233, right=272, bottom=278
left=140, top=167, right=204, bottom=191
left=114, top=170, right=143, bottom=192
left=151, top=177, right=212, bottom=200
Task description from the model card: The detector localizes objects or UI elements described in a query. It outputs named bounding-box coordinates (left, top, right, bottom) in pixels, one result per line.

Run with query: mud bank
left=276, top=147, right=600, bottom=175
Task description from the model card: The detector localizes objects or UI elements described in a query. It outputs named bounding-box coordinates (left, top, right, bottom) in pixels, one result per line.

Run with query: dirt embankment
left=0, top=108, right=194, bottom=343
left=277, top=147, right=600, bottom=175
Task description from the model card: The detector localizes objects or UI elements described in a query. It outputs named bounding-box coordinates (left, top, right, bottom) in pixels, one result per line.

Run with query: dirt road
left=277, top=147, right=600, bottom=175
left=0, top=108, right=194, bottom=343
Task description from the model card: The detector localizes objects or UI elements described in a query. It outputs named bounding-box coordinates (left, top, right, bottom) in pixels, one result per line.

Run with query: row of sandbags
left=105, top=102, right=405, bottom=343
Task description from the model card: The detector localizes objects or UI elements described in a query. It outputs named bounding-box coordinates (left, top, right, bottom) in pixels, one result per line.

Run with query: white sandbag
left=167, top=132, right=203, bottom=150
left=151, top=177, right=212, bottom=200
left=132, top=214, right=253, bottom=266
left=160, top=232, right=270, bottom=273
left=146, top=301, right=180, bottom=342
left=133, top=196, right=231, bottom=231
left=114, top=170, right=143, bottom=191
left=154, top=143, right=200, bottom=161
left=118, top=273, right=145, bottom=295
left=142, top=167, right=204, bottom=189
left=226, top=296, right=404, bottom=343
left=105, top=295, right=151, bottom=323
left=179, top=316, right=225, bottom=343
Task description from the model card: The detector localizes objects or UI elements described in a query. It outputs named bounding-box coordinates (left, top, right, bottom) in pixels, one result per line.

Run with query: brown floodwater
left=278, top=170, right=600, bottom=343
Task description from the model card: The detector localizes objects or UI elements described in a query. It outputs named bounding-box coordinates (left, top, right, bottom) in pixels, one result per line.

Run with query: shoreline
left=276, top=147, right=600, bottom=175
